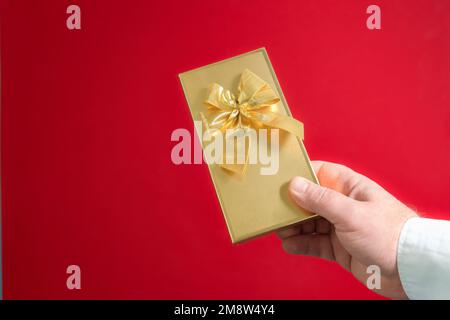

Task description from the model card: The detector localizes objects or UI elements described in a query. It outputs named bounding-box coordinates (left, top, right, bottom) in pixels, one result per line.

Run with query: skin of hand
left=278, top=160, right=417, bottom=299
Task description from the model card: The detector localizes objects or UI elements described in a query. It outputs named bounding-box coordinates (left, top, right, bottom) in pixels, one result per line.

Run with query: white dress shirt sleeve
left=397, top=217, right=450, bottom=299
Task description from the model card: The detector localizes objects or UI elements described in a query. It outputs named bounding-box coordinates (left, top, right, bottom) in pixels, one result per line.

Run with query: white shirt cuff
left=397, top=217, right=450, bottom=299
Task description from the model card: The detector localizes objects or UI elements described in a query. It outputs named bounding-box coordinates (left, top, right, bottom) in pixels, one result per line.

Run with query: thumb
left=289, top=177, right=360, bottom=226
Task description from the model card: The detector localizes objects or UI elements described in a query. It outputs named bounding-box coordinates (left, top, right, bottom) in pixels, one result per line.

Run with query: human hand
left=278, top=161, right=417, bottom=299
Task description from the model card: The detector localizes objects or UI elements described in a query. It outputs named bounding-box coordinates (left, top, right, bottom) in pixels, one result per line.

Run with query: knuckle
left=282, top=241, right=294, bottom=254
left=315, top=187, right=330, bottom=204
left=308, top=186, right=332, bottom=213
left=283, top=239, right=303, bottom=255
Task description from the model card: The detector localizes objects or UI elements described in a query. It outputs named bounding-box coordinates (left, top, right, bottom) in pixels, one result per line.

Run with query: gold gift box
left=179, top=48, right=318, bottom=243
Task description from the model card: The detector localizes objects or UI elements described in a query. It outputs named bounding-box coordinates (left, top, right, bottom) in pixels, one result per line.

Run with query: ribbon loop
left=202, top=69, right=304, bottom=174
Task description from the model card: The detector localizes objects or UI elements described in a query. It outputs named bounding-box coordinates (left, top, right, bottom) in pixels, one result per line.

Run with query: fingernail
left=290, top=177, right=309, bottom=194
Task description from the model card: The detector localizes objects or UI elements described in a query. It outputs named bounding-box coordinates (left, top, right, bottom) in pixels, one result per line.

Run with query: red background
left=1, top=0, right=449, bottom=299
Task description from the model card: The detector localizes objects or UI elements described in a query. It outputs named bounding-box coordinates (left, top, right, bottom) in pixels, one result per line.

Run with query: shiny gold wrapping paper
left=179, top=48, right=318, bottom=243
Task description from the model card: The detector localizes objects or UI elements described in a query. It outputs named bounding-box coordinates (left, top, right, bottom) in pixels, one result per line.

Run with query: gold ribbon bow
left=201, top=69, right=304, bottom=174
